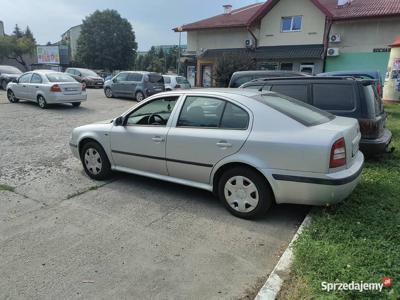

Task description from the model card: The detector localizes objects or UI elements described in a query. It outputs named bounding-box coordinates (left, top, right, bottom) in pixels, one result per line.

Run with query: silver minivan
left=104, top=71, right=165, bottom=101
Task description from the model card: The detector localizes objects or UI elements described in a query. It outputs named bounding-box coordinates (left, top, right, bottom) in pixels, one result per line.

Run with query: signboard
left=37, top=46, right=60, bottom=64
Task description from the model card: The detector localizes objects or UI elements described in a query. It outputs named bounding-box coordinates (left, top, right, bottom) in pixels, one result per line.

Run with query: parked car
left=228, top=70, right=309, bottom=88
left=70, top=89, right=363, bottom=219
left=65, top=67, right=104, bottom=88
left=240, top=77, right=392, bottom=156
left=0, top=65, right=22, bottom=90
left=163, top=75, right=191, bottom=90
left=6, top=70, right=87, bottom=109
left=104, top=71, right=165, bottom=101
left=318, top=70, right=383, bottom=96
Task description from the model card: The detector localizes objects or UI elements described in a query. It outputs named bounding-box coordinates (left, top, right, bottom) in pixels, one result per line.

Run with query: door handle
left=22, top=85, right=26, bottom=87
left=216, top=141, right=232, bottom=148
left=152, top=136, right=165, bottom=143
left=35, top=86, right=39, bottom=88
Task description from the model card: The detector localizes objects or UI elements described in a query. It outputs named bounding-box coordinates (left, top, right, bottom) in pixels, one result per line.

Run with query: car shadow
left=13, top=100, right=93, bottom=112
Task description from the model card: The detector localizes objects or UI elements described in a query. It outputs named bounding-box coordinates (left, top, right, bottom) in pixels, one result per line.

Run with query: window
left=253, top=93, right=334, bottom=127
left=280, top=63, right=293, bottom=71
left=66, top=69, right=76, bottom=75
left=19, top=73, right=31, bottom=83
left=80, top=69, right=98, bottom=77
left=115, top=73, right=129, bottom=82
left=163, top=76, right=171, bottom=84
left=31, top=74, right=42, bottom=84
left=231, top=75, right=253, bottom=88
left=47, top=73, right=76, bottom=82
left=126, top=97, right=178, bottom=126
left=147, top=74, right=164, bottom=84
left=271, top=84, right=308, bottom=103
left=281, top=16, right=302, bottom=32
left=176, top=77, right=190, bottom=85
left=178, top=96, right=225, bottom=128
left=220, top=103, right=249, bottom=129
left=259, top=62, right=278, bottom=71
left=127, top=73, right=143, bottom=82
left=313, top=84, right=355, bottom=111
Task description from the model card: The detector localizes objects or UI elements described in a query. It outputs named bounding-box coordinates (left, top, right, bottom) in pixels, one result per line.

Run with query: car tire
left=72, top=102, right=81, bottom=107
left=82, top=81, right=87, bottom=89
left=105, top=87, right=113, bottom=98
left=218, top=167, right=274, bottom=219
left=37, top=95, right=47, bottom=109
left=1, top=80, right=7, bottom=90
left=7, top=90, right=19, bottom=103
left=80, top=141, right=112, bottom=180
left=135, top=91, right=145, bottom=102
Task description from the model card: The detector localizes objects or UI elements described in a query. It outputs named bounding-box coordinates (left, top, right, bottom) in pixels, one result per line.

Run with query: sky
left=0, top=0, right=260, bottom=51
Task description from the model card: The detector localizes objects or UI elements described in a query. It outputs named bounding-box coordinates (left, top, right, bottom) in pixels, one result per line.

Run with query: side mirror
left=112, top=78, right=117, bottom=83
left=115, top=116, right=124, bottom=126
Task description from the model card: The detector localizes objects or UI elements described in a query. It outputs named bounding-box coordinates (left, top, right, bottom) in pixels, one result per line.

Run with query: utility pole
left=177, top=26, right=183, bottom=75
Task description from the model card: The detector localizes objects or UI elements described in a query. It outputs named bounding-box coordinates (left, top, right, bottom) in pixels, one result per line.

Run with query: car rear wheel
left=37, top=95, right=47, bottom=109
left=105, top=87, right=113, bottom=98
left=80, top=141, right=112, bottom=180
left=1, top=80, right=7, bottom=90
left=135, top=91, right=145, bottom=102
left=218, top=167, right=274, bottom=219
left=7, top=90, right=19, bottom=103
left=72, top=102, right=81, bottom=107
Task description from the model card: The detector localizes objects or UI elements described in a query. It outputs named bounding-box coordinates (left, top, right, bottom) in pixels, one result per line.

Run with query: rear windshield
left=176, top=77, right=189, bottom=84
left=147, top=74, right=163, bottom=84
left=46, top=73, right=77, bottom=83
left=0, top=66, right=22, bottom=74
left=253, top=93, right=335, bottom=126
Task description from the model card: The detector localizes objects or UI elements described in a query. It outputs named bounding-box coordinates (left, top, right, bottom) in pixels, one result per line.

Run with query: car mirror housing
left=115, top=116, right=124, bottom=126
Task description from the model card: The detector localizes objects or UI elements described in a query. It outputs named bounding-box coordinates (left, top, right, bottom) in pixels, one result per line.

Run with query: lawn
left=280, top=104, right=400, bottom=299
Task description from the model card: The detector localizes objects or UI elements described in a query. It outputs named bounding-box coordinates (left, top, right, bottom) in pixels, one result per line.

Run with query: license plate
left=65, top=88, right=77, bottom=91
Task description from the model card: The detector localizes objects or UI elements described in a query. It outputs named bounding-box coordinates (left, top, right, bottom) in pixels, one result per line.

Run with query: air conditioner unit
left=327, top=48, right=340, bottom=57
left=330, top=33, right=341, bottom=43
left=245, top=39, right=255, bottom=49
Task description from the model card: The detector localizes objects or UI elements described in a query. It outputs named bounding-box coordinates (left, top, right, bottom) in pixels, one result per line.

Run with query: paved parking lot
left=0, top=89, right=308, bottom=299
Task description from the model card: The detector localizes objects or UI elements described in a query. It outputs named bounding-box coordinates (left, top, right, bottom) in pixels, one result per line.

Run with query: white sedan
left=6, top=70, right=87, bottom=109
left=70, top=89, right=364, bottom=219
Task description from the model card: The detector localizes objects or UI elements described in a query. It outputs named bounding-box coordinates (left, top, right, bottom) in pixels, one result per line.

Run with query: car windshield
left=46, top=73, right=77, bottom=82
left=176, top=77, right=189, bottom=84
left=0, top=66, right=22, bottom=74
left=253, top=92, right=335, bottom=126
left=80, top=69, right=98, bottom=77
left=148, top=74, right=164, bottom=84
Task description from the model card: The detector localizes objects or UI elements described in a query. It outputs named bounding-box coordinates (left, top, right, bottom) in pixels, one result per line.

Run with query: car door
left=110, top=95, right=180, bottom=175
left=28, top=73, right=43, bottom=101
left=111, top=72, right=129, bottom=96
left=14, top=73, right=32, bottom=99
left=166, top=95, right=252, bottom=184
left=126, top=73, right=141, bottom=97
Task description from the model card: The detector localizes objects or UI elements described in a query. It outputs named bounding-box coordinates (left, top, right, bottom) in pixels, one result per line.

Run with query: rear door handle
left=152, top=136, right=165, bottom=143
left=216, top=141, right=232, bottom=148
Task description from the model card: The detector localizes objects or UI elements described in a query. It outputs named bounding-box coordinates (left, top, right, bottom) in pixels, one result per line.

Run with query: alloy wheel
left=224, top=176, right=259, bottom=213
left=38, top=96, right=46, bottom=108
left=105, top=88, right=113, bottom=98
left=84, top=148, right=102, bottom=175
left=7, top=90, right=16, bottom=103
left=136, top=92, right=144, bottom=101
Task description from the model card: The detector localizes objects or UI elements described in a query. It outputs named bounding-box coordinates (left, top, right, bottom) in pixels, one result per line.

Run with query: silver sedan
left=70, top=89, right=364, bottom=219
left=6, top=70, right=87, bottom=109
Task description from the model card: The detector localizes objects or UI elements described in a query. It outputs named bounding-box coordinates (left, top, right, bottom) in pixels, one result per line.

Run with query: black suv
left=240, top=77, right=392, bottom=156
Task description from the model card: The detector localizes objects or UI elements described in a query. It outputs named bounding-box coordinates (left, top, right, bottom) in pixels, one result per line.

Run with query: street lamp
left=177, top=26, right=183, bottom=75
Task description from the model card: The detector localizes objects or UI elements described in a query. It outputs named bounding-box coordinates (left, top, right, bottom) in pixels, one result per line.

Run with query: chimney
left=337, top=0, right=350, bottom=7
left=223, top=4, right=232, bottom=15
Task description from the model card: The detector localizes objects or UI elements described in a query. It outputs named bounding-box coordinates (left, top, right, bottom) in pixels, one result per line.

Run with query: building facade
left=175, top=0, right=400, bottom=87
left=61, top=25, right=82, bottom=63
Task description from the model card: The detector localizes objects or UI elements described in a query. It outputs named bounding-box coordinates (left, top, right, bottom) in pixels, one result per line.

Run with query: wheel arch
left=78, top=137, right=105, bottom=159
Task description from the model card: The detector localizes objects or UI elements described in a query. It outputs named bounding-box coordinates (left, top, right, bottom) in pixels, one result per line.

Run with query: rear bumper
left=46, top=93, right=87, bottom=103
left=262, top=152, right=364, bottom=206
left=360, top=129, right=392, bottom=155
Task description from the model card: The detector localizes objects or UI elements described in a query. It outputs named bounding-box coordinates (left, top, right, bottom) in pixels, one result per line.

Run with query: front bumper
left=360, top=129, right=392, bottom=155
left=69, top=142, right=80, bottom=159
left=262, top=151, right=364, bottom=206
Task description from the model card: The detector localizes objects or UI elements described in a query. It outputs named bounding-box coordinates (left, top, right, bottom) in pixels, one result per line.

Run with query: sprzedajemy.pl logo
left=321, top=277, right=393, bottom=293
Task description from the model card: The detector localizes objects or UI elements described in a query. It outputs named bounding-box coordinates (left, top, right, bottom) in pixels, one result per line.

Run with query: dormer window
left=281, top=16, right=302, bottom=32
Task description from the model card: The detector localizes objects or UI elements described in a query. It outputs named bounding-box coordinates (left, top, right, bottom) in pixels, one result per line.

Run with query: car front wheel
left=81, top=141, right=112, bottom=180
left=218, top=167, right=274, bottom=219
left=105, top=87, right=113, bottom=98
left=7, top=90, right=19, bottom=103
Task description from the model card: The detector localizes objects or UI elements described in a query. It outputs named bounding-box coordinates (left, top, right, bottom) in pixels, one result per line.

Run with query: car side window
left=177, top=96, right=226, bottom=128
left=126, top=96, right=179, bottom=126
left=232, top=75, right=254, bottom=88
left=220, top=102, right=249, bottom=129
left=127, top=73, right=142, bottom=82
left=115, top=73, right=128, bottom=82
left=30, top=74, right=42, bottom=84
left=19, top=73, right=32, bottom=83
left=313, top=84, right=355, bottom=111
left=163, top=77, right=171, bottom=84
left=271, top=84, right=308, bottom=103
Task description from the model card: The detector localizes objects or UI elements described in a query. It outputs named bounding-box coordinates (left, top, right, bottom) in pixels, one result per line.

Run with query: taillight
left=81, top=84, right=86, bottom=91
left=50, top=84, right=62, bottom=92
left=175, top=84, right=181, bottom=89
left=330, top=137, right=346, bottom=168
left=377, top=83, right=382, bottom=95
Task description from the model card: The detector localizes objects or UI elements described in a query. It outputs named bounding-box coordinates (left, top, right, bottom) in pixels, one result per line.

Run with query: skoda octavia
left=70, top=89, right=364, bottom=219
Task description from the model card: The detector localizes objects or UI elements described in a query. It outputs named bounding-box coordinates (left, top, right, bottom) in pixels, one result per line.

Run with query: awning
left=200, top=44, right=324, bottom=60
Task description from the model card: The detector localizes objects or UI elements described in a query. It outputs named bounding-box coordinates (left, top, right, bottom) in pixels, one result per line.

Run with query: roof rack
left=249, top=76, right=359, bottom=83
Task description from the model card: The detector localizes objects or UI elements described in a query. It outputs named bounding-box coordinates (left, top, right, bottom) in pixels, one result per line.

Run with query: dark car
left=240, top=77, right=392, bottom=156
left=104, top=71, right=165, bottom=101
left=228, top=70, right=309, bottom=88
left=318, top=70, right=383, bottom=96
left=0, top=65, right=22, bottom=90
left=65, top=68, right=104, bottom=88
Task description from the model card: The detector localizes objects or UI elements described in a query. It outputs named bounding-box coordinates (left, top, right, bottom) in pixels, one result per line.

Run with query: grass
left=0, top=184, right=15, bottom=192
left=281, top=104, right=400, bottom=300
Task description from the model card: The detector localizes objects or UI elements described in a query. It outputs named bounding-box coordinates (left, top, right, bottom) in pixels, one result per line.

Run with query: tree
left=213, top=53, right=256, bottom=87
left=0, top=25, right=36, bottom=70
left=76, top=9, right=137, bottom=71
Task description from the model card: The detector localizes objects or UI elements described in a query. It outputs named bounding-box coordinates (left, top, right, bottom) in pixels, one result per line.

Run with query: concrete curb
left=254, top=213, right=312, bottom=300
